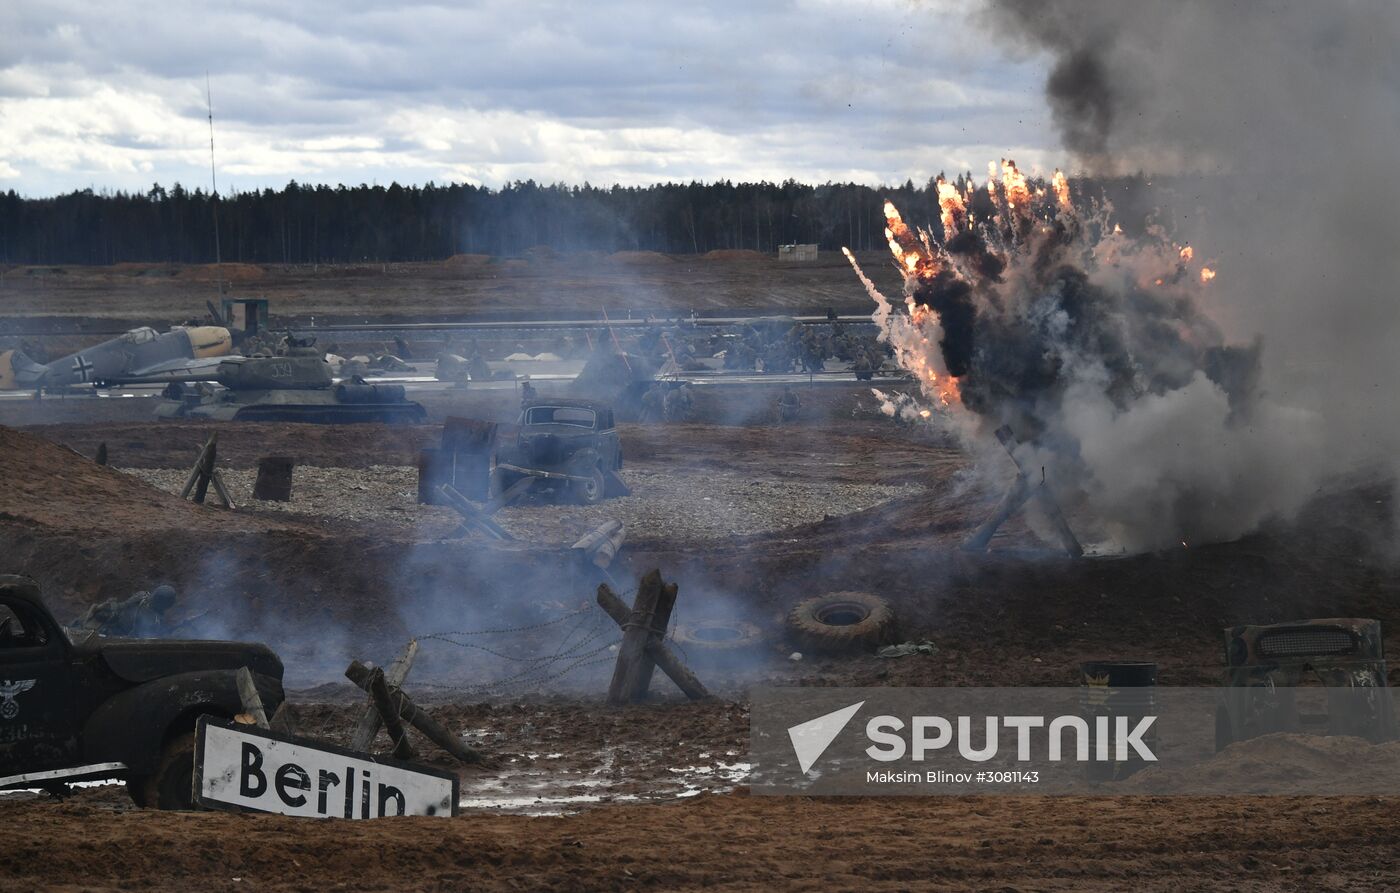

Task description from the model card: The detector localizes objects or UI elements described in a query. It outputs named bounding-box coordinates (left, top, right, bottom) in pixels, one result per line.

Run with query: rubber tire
left=573, top=465, right=606, bottom=505
left=673, top=620, right=764, bottom=660
left=133, top=731, right=197, bottom=810
left=787, top=591, right=897, bottom=655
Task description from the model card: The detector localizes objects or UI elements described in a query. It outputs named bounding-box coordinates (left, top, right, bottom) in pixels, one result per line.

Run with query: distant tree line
left=0, top=175, right=1165, bottom=265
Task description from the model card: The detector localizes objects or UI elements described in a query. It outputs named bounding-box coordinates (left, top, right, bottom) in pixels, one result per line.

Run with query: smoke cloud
left=882, top=0, right=1400, bottom=550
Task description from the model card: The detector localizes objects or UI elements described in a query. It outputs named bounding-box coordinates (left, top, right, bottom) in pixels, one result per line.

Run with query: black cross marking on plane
left=72, top=355, right=94, bottom=382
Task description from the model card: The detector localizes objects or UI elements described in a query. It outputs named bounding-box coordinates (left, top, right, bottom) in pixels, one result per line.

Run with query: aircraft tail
left=0, top=349, right=49, bottom=390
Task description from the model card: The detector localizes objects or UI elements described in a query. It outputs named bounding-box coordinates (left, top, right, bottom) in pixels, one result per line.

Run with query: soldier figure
left=639, top=382, right=666, bottom=422
left=72, top=584, right=178, bottom=638
left=778, top=386, right=801, bottom=423
left=663, top=383, right=693, bottom=422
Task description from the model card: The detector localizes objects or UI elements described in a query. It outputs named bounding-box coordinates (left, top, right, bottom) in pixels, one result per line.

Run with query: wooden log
left=597, top=582, right=709, bottom=702
left=439, top=483, right=514, bottom=540
left=1032, top=484, right=1085, bottom=558
left=481, top=475, right=535, bottom=515
left=961, top=472, right=1032, bottom=552
left=367, top=667, right=415, bottom=761
left=570, top=520, right=625, bottom=568
left=180, top=435, right=216, bottom=499
left=351, top=640, right=418, bottom=751
left=345, top=660, right=483, bottom=764
left=192, top=437, right=217, bottom=505
left=253, top=456, right=295, bottom=501
left=416, top=448, right=451, bottom=505
left=210, top=469, right=237, bottom=510
left=94, top=443, right=107, bottom=466
left=606, top=570, right=665, bottom=705
left=235, top=666, right=270, bottom=729
left=626, top=578, right=677, bottom=702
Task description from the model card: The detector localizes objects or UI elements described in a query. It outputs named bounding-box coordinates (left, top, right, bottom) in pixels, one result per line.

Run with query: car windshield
left=525, top=406, right=595, bottom=428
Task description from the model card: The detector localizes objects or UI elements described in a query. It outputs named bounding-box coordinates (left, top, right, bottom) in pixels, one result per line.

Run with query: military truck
left=1216, top=617, right=1396, bottom=750
left=0, top=576, right=284, bottom=809
left=125, top=354, right=427, bottom=423
left=490, top=399, right=624, bottom=505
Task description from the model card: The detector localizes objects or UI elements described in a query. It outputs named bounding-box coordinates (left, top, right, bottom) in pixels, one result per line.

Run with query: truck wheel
left=132, top=732, right=197, bottom=810
left=787, top=591, right=897, bottom=655
left=573, top=466, right=606, bottom=505
left=673, top=619, right=765, bottom=663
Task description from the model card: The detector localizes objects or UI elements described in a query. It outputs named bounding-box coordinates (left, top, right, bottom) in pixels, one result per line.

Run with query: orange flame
left=1051, top=169, right=1071, bottom=211
left=935, top=176, right=967, bottom=239
left=1200, top=266, right=1216, bottom=283
left=1179, top=245, right=1193, bottom=262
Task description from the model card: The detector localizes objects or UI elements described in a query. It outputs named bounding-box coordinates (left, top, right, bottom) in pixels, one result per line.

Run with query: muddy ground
left=3, top=375, right=1400, bottom=889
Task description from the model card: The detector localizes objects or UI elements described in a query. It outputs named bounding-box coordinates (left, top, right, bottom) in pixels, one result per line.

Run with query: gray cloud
left=0, top=0, right=1057, bottom=194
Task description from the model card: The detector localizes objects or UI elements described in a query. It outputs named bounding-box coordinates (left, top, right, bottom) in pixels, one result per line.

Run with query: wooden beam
left=961, top=472, right=1031, bottom=552
left=606, top=570, right=665, bottom=705
left=626, top=577, right=677, bottom=701
left=367, top=667, right=415, bottom=761
left=345, top=660, right=483, bottom=764
left=351, top=640, right=418, bottom=751
left=481, top=475, right=535, bottom=516
left=235, top=666, right=269, bottom=729
left=597, top=583, right=709, bottom=701
left=180, top=435, right=216, bottom=499
left=438, top=483, right=514, bottom=540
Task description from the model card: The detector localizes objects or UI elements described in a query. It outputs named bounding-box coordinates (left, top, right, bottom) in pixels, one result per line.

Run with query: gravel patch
left=123, top=465, right=921, bottom=545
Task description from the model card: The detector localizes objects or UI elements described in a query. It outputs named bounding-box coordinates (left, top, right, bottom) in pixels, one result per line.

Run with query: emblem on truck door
left=0, top=680, right=36, bottom=719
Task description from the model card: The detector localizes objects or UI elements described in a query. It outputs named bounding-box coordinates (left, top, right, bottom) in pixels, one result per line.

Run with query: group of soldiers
left=70, top=585, right=181, bottom=638
left=638, top=382, right=694, bottom=422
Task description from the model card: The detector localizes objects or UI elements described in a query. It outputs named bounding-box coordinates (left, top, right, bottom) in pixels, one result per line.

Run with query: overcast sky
left=0, top=0, right=1058, bottom=196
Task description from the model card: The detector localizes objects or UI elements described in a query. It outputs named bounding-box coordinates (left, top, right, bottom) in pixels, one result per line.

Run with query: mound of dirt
left=175, top=262, right=264, bottom=282
left=608, top=250, right=674, bottom=265
left=1125, top=733, right=1400, bottom=794
left=0, top=424, right=268, bottom=534
left=702, top=249, right=765, bottom=261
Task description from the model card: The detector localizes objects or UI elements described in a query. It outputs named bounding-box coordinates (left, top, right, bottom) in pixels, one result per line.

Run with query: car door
left=0, top=598, right=76, bottom=776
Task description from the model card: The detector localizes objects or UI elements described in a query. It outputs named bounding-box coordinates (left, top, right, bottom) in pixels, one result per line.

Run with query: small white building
left=777, top=243, right=818, bottom=262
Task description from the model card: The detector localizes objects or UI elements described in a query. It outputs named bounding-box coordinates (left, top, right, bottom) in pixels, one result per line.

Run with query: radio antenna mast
left=206, top=72, right=224, bottom=298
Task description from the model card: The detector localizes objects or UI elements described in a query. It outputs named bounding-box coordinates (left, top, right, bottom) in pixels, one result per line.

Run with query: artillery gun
left=112, top=354, right=427, bottom=424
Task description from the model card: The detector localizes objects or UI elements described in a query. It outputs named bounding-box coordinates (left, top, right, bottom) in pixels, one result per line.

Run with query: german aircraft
left=0, top=325, right=233, bottom=391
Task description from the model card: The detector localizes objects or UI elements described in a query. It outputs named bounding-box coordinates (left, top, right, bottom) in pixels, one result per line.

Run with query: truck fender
left=80, top=669, right=284, bottom=774
left=566, top=448, right=602, bottom=476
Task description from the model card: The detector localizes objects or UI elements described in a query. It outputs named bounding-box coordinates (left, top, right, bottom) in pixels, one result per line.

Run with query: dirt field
left=4, top=370, right=1400, bottom=889
left=0, top=250, right=906, bottom=326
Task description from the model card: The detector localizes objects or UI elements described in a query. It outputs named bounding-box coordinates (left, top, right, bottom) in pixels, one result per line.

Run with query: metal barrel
left=1079, top=660, right=1158, bottom=782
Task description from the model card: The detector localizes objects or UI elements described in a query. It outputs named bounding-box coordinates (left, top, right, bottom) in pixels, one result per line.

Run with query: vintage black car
left=0, top=575, right=284, bottom=809
left=491, top=399, right=624, bottom=505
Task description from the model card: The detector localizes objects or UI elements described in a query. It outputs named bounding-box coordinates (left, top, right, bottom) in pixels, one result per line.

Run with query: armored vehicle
left=1216, top=617, right=1396, bottom=749
left=491, top=399, right=624, bottom=505
left=0, top=576, right=284, bottom=809
left=140, top=354, right=426, bottom=423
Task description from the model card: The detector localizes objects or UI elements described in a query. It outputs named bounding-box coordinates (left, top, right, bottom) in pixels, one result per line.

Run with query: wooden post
left=626, top=578, right=677, bottom=701
left=439, top=483, right=514, bottom=540
left=210, top=469, right=237, bottom=510
left=607, top=570, right=666, bottom=705
left=961, top=472, right=1031, bottom=552
left=345, top=660, right=483, bottom=764
left=253, top=456, right=295, bottom=501
left=235, top=666, right=270, bottom=729
left=367, top=667, right=415, bottom=761
left=180, top=435, right=216, bottom=499
left=351, top=640, right=418, bottom=751
left=597, top=583, right=709, bottom=701
left=192, top=437, right=217, bottom=504
left=481, top=475, right=536, bottom=515
left=95, top=443, right=107, bottom=466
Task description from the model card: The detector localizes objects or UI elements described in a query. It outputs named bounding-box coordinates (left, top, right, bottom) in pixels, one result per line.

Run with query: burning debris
left=847, top=161, right=1318, bottom=552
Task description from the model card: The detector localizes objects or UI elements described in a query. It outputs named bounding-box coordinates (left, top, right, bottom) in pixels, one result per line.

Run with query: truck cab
left=0, top=576, right=284, bottom=808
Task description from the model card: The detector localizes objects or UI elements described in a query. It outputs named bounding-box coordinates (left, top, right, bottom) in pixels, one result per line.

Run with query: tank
left=150, top=355, right=427, bottom=424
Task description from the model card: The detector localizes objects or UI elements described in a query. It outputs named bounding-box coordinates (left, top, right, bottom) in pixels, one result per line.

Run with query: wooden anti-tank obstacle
left=599, top=569, right=709, bottom=705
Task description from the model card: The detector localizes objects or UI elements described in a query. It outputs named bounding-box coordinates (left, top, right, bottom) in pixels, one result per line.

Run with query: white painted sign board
left=194, top=717, right=458, bottom=818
